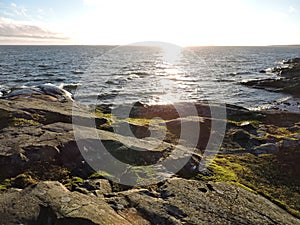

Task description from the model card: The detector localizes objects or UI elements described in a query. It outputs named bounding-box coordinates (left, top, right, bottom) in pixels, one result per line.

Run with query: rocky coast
left=0, top=59, right=300, bottom=224
left=243, top=58, right=300, bottom=97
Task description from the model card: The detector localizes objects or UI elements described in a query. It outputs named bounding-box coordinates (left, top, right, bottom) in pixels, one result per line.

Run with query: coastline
left=243, top=58, right=300, bottom=112
left=0, top=78, right=300, bottom=223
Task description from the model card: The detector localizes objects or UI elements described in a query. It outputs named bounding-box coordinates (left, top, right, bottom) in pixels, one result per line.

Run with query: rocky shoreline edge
left=0, top=60, right=300, bottom=224
left=243, top=58, right=300, bottom=112
left=243, top=58, right=300, bottom=97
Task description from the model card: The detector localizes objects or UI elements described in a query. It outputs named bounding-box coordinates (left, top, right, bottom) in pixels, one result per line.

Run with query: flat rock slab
left=120, top=178, right=300, bottom=225
left=0, top=181, right=132, bottom=225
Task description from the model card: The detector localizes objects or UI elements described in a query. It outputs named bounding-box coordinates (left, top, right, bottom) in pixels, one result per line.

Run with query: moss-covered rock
left=197, top=148, right=300, bottom=218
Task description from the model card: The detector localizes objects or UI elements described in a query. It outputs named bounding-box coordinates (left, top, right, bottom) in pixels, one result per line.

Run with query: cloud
left=10, top=2, right=28, bottom=17
left=0, top=18, right=69, bottom=40
left=288, top=6, right=296, bottom=13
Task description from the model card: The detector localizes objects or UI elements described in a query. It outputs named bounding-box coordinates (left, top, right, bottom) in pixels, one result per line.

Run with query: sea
left=1, top=45, right=300, bottom=111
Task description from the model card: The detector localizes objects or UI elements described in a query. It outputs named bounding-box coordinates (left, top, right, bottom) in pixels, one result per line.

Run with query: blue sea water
left=0, top=45, right=300, bottom=109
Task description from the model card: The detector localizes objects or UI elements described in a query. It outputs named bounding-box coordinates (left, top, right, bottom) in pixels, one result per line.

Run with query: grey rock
left=117, top=178, right=300, bottom=225
left=231, top=129, right=250, bottom=148
left=0, top=97, right=201, bottom=182
left=83, top=179, right=112, bottom=194
left=1, top=94, right=300, bottom=224
left=280, top=138, right=300, bottom=148
left=243, top=58, right=300, bottom=97
left=0, top=181, right=132, bottom=225
left=252, top=143, right=280, bottom=155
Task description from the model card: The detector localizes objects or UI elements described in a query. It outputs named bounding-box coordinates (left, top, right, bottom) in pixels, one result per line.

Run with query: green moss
left=94, top=109, right=114, bottom=120
left=0, top=179, right=11, bottom=191
left=197, top=151, right=300, bottom=219
left=72, top=176, right=83, bottom=185
left=11, top=174, right=37, bottom=188
left=32, top=113, right=44, bottom=121
left=125, top=117, right=163, bottom=126
left=230, top=182, right=256, bottom=193
left=129, top=166, right=158, bottom=185
left=228, top=119, right=263, bottom=127
left=68, top=176, right=83, bottom=189
left=12, top=118, right=40, bottom=126
left=63, top=176, right=84, bottom=190
left=89, top=171, right=115, bottom=180
left=196, top=157, right=246, bottom=183
left=113, top=117, right=165, bottom=129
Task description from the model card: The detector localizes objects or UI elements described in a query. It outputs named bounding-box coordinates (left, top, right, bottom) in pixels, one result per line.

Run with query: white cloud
left=0, top=10, right=14, bottom=17
left=9, top=2, right=28, bottom=17
left=0, top=17, right=69, bottom=40
left=289, top=6, right=296, bottom=13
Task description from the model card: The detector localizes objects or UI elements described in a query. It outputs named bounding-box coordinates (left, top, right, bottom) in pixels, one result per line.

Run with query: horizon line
left=1, top=44, right=300, bottom=47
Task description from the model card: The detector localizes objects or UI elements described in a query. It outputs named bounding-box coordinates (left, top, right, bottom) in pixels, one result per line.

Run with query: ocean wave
left=228, top=71, right=251, bottom=76
left=43, top=73, right=56, bottom=77
left=256, top=97, right=300, bottom=113
left=54, top=78, right=66, bottom=82
left=71, top=70, right=84, bottom=75
left=0, top=85, right=11, bottom=96
left=127, top=74, right=140, bottom=80
left=38, top=65, right=52, bottom=70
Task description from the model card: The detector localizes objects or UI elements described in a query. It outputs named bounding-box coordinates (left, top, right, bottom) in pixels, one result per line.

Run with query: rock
left=239, top=121, right=258, bottom=134
left=0, top=181, right=132, bottom=224
left=114, top=122, right=151, bottom=138
left=165, top=117, right=211, bottom=151
left=280, top=138, right=300, bottom=148
left=1, top=93, right=300, bottom=222
left=95, top=104, right=112, bottom=114
left=0, top=97, right=203, bottom=183
left=262, top=110, right=300, bottom=127
left=10, top=173, right=37, bottom=189
left=117, top=207, right=151, bottom=225
left=116, top=178, right=300, bottom=225
left=243, top=58, right=300, bottom=97
left=74, top=186, right=90, bottom=195
left=252, top=143, right=280, bottom=155
left=231, top=129, right=250, bottom=148
left=3, top=84, right=73, bottom=102
left=82, top=179, right=112, bottom=194
left=128, top=102, right=256, bottom=121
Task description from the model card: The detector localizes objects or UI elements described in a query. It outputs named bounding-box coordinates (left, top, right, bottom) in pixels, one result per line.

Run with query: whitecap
left=127, top=74, right=140, bottom=80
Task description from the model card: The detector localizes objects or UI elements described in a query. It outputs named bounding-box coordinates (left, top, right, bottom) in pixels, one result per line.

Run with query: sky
left=0, top=0, right=299, bottom=46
